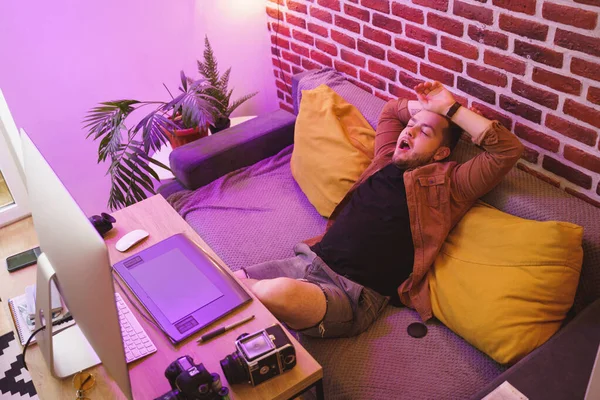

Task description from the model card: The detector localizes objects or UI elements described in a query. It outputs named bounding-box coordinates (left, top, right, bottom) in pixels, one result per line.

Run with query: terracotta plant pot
left=163, top=126, right=209, bottom=149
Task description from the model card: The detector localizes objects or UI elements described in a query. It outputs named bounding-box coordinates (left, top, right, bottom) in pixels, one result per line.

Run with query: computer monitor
left=21, top=130, right=133, bottom=399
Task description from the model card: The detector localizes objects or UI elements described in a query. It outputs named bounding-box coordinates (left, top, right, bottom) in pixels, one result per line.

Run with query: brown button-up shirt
left=305, top=98, right=524, bottom=321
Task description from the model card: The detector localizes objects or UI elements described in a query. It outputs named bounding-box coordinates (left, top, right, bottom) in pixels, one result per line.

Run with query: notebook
left=7, top=293, right=75, bottom=346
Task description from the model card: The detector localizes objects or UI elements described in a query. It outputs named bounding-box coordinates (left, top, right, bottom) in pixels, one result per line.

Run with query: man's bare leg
left=233, top=270, right=326, bottom=330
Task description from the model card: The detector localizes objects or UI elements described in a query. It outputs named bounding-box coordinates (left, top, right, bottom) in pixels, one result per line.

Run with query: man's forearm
left=449, top=105, right=493, bottom=143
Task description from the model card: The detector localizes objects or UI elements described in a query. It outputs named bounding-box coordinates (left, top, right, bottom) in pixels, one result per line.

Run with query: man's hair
left=440, top=116, right=462, bottom=152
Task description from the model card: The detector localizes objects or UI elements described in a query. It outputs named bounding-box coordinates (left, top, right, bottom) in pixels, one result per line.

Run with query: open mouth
left=398, top=139, right=411, bottom=151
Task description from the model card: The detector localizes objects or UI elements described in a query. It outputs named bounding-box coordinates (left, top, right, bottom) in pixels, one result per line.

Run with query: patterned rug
left=0, top=331, right=38, bottom=399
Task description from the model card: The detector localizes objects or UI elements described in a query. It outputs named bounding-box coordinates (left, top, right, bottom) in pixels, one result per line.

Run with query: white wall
left=0, top=0, right=277, bottom=215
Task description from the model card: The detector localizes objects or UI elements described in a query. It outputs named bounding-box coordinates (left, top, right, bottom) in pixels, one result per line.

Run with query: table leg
left=315, top=378, right=324, bottom=400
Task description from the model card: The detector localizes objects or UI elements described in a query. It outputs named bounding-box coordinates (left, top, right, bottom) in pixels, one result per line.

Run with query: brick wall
left=266, top=0, right=600, bottom=208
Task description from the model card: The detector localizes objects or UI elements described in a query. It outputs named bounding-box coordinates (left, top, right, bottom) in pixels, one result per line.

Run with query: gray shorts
left=243, top=243, right=389, bottom=338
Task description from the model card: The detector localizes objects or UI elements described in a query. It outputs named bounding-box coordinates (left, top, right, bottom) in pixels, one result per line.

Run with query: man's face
left=392, top=110, right=450, bottom=169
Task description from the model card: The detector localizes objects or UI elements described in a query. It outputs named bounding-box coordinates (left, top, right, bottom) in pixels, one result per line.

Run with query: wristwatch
left=445, top=102, right=461, bottom=119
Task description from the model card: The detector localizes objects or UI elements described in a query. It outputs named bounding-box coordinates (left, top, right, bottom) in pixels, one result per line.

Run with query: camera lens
left=219, top=351, right=249, bottom=385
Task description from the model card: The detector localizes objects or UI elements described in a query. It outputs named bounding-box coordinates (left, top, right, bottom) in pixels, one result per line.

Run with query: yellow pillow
left=430, top=201, right=583, bottom=365
left=291, top=85, right=375, bottom=217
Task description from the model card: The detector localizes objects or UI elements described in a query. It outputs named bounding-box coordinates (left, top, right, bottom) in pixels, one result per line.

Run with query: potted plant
left=83, top=71, right=217, bottom=210
left=198, top=36, right=259, bottom=134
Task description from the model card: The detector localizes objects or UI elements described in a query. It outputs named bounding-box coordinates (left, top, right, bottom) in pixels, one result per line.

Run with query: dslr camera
left=219, top=324, right=296, bottom=386
left=154, top=355, right=223, bottom=400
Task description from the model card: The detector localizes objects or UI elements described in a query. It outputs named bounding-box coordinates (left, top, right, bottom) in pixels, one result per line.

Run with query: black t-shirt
left=311, top=163, right=415, bottom=305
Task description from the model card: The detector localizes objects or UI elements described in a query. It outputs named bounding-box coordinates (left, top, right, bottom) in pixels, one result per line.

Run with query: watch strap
left=446, top=102, right=461, bottom=119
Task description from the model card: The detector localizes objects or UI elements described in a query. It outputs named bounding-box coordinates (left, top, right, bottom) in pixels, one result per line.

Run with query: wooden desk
left=0, top=195, right=323, bottom=399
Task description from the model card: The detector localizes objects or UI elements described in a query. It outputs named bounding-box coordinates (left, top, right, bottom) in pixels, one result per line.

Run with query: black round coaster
left=407, top=322, right=428, bottom=338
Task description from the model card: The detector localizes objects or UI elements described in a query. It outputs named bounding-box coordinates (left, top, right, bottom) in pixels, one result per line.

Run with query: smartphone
left=6, top=247, right=42, bottom=273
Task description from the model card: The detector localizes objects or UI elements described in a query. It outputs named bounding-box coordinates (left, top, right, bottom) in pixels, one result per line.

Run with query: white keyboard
left=115, top=292, right=157, bottom=363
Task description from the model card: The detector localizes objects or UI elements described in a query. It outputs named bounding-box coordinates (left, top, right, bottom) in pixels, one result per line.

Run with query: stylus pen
left=197, top=315, right=255, bottom=343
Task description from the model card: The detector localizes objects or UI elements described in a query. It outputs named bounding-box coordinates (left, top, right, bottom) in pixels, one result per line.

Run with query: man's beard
left=392, top=150, right=437, bottom=169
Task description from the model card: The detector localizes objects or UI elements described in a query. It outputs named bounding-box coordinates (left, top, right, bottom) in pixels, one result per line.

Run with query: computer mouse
left=115, top=229, right=149, bottom=252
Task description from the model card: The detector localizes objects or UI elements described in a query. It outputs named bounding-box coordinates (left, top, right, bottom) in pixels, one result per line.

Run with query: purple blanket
left=168, top=145, right=327, bottom=271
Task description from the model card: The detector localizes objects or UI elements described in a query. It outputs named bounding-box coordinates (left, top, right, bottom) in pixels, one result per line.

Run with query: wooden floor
left=0, top=173, right=15, bottom=208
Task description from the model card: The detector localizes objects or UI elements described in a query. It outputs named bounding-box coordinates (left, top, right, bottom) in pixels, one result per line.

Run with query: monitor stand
left=35, top=253, right=100, bottom=378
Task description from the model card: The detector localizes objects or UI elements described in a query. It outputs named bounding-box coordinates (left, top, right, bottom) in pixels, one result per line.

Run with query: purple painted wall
left=0, top=0, right=277, bottom=215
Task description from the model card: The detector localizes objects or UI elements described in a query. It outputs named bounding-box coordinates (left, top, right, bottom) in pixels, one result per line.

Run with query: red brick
left=302, top=58, right=320, bottom=70
left=335, top=15, right=361, bottom=33
left=500, top=95, right=542, bottom=123
left=341, top=49, right=367, bottom=67
left=276, top=79, right=292, bottom=94
left=349, top=79, right=374, bottom=93
left=389, top=83, right=419, bottom=100
left=598, top=182, right=600, bottom=196
left=268, top=0, right=284, bottom=5
left=310, top=6, right=333, bottom=23
left=427, top=13, right=464, bottom=37
left=272, top=58, right=291, bottom=73
left=521, top=146, right=540, bottom=163
left=420, top=63, right=454, bottom=86
left=368, top=60, right=397, bottom=80
left=564, top=145, right=600, bottom=174
left=271, top=22, right=291, bottom=37
left=373, top=13, right=403, bottom=34
left=277, top=90, right=285, bottom=100
left=517, top=163, right=561, bottom=188
left=412, top=0, right=448, bottom=12
left=515, top=123, right=560, bottom=152
left=406, top=24, right=437, bottom=45
left=499, top=14, right=549, bottom=41
left=555, top=29, right=600, bottom=58
left=395, top=38, right=425, bottom=58
left=441, top=36, right=478, bottom=60
left=292, top=65, right=303, bottom=74
left=543, top=156, right=593, bottom=189
left=344, top=4, right=370, bottom=21
left=392, top=3, right=424, bottom=23
left=280, top=101, right=295, bottom=113
left=454, top=1, right=494, bottom=25
left=288, top=0, right=308, bottom=13
left=281, top=72, right=292, bottom=85
left=266, top=7, right=283, bottom=20
left=334, top=60, right=358, bottom=78
left=532, top=67, right=582, bottom=96
left=571, top=58, right=600, bottom=83
left=282, top=50, right=301, bottom=64
left=458, top=77, right=496, bottom=104
left=574, top=0, right=600, bottom=6
left=399, top=71, right=425, bottom=89
left=362, top=0, right=391, bottom=13
left=286, top=94, right=293, bottom=104
left=388, top=50, right=418, bottom=73
left=271, top=35, right=290, bottom=50
left=315, top=38, right=338, bottom=56
left=374, top=91, right=394, bottom=102
left=514, top=40, right=563, bottom=68
left=564, top=99, right=600, bottom=129
left=293, top=30, right=315, bottom=46
left=545, top=114, right=598, bottom=146
left=364, top=26, right=392, bottom=45
left=291, top=42, right=309, bottom=57
left=565, top=187, right=600, bottom=209
left=542, top=3, right=598, bottom=30
left=429, top=49, right=463, bottom=72
left=360, top=70, right=387, bottom=90
left=467, top=64, right=508, bottom=87
left=307, top=22, right=328, bottom=37
left=331, top=30, right=356, bottom=49
left=357, top=39, right=386, bottom=60
left=310, top=49, right=333, bottom=67
left=468, top=25, right=508, bottom=50
left=588, top=87, right=600, bottom=106
left=286, top=13, right=306, bottom=29
left=317, top=0, right=341, bottom=11
left=472, top=101, right=513, bottom=129
left=512, top=79, right=559, bottom=109
left=271, top=47, right=281, bottom=57
left=492, top=0, right=536, bottom=15
left=483, top=50, right=526, bottom=75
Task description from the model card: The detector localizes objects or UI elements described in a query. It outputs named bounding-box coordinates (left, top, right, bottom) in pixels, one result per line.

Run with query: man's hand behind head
left=414, top=81, right=456, bottom=116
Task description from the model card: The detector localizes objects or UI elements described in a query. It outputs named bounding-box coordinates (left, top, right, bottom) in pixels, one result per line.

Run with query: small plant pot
left=163, top=126, right=209, bottom=149
left=209, top=117, right=231, bottom=134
